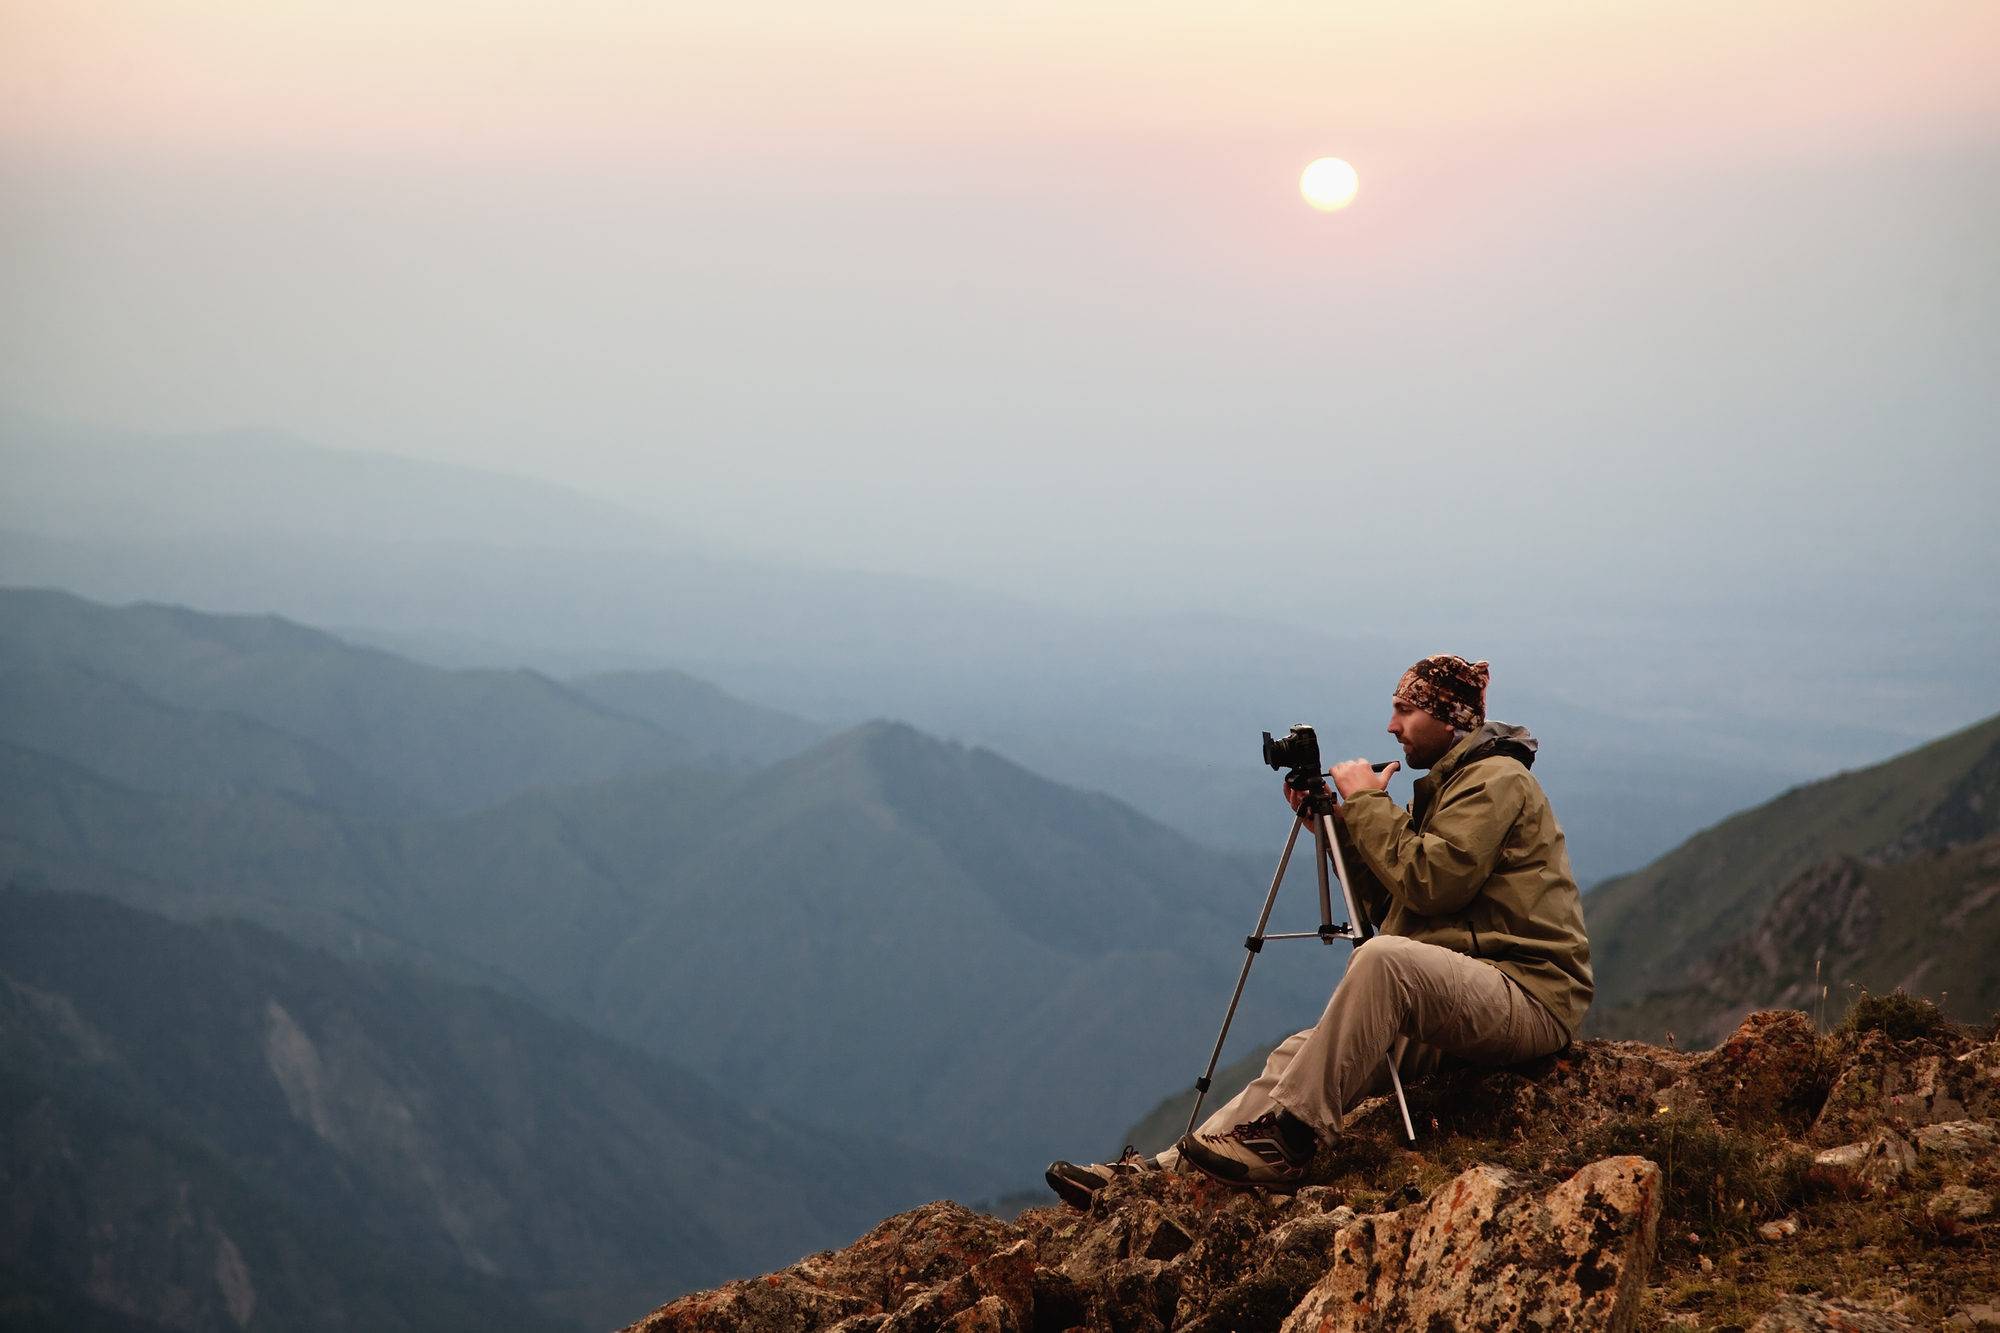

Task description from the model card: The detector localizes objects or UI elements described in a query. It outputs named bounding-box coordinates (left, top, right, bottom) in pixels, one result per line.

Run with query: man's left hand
left=1331, top=758, right=1399, bottom=800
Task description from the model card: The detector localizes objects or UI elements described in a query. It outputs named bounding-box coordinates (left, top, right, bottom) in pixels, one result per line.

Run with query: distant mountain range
left=6, top=580, right=1998, bottom=1330
left=1585, top=713, right=2000, bottom=1044
left=0, top=890, right=984, bottom=1333
left=14, top=412, right=1975, bottom=886
left=0, top=587, right=825, bottom=815
left=0, top=589, right=1330, bottom=1179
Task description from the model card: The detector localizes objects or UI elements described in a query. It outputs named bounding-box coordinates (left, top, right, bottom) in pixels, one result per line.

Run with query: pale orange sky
left=3, top=0, right=1994, bottom=163
left=0, top=0, right=1994, bottom=635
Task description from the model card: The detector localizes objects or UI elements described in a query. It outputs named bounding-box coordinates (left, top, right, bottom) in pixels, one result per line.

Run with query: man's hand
left=1331, top=758, right=1399, bottom=800
left=1284, top=778, right=1335, bottom=821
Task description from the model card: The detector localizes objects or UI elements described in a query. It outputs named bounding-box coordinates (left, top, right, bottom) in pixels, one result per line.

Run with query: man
left=1046, top=654, right=1590, bottom=1205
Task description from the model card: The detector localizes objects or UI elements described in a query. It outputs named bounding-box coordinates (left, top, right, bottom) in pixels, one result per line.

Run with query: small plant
left=1839, top=988, right=1950, bottom=1042
left=1564, top=1109, right=1796, bottom=1249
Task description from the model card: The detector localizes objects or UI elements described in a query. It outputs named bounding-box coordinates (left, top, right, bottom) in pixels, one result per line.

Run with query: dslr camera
left=1262, top=724, right=1327, bottom=793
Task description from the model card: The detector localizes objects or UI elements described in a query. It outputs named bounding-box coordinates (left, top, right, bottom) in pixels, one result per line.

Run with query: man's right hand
left=1331, top=758, right=1399, bottom=800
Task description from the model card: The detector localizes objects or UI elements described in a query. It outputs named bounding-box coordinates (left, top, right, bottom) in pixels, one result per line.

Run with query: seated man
left=1047, top=654, right=1591, bottom=1204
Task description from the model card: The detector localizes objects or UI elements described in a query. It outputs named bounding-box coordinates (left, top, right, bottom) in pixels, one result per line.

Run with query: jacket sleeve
left=1331, top=820, right=1393, bottom=928
left=1337, top=766, right=1527, bottom=917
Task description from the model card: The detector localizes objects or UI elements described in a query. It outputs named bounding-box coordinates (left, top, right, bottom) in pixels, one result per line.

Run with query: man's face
left=1388, top=703, right=1458, bottom=770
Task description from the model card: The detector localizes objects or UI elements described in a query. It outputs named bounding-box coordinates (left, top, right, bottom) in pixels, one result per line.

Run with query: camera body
left=1262, top=724, right=1327, bottom=793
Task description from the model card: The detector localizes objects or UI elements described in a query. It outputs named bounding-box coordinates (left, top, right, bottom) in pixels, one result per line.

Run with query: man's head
left=1388, top=654, right=1490, bottom=769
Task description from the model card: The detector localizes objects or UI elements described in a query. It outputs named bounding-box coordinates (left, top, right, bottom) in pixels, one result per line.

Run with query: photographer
left=1047, top=654, right=1591, bottom=1202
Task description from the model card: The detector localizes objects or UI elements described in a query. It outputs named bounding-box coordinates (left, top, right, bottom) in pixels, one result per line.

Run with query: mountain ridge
left=1584, top=711, right=2000, bottom=1042
left=0, top=649, right=1330, bottom=1173
left=0, top=587, right=827, bottom=812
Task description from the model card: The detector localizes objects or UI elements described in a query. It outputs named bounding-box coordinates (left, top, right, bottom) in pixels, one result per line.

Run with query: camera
left=1262, top=724, right=1325, bottom=792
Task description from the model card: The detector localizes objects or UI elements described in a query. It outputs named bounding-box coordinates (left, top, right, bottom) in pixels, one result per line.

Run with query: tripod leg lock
left=1195, top=1076, right=1211, bottom=1093
left=1243, top=936, right=1264, bottom=953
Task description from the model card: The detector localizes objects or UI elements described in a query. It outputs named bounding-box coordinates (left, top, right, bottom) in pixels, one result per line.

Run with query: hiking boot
left=1044, top=1146, right=1156, bottom=1209
left=1176, top=1109, right=1317, bottom=1188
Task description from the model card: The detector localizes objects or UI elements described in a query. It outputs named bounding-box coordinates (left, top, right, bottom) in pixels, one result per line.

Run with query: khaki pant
left=1159, top=935, right=1567, bottom=1165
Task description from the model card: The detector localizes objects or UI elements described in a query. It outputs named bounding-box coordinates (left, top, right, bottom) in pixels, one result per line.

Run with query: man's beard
left=1402, top=735, right=1456, bottom=770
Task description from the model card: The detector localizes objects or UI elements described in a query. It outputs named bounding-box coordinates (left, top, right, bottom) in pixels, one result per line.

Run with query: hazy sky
left=2, top=0, right=1996, bottom=641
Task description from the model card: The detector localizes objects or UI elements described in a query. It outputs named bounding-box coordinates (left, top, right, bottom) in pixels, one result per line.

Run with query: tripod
left=1179, top=781, right=1418, bottom=1147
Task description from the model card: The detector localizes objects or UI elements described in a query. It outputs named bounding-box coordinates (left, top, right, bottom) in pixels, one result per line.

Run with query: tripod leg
left=1386, top=1036, right=1417, bottom=1142
left=1312, top=817, right=1334, bottom=942
left=1320, top=812, right=1419, bottom=1145
left=1183, top=812, right=1308, bottom=1142
left=1319, top=812, right=1366, bottom=940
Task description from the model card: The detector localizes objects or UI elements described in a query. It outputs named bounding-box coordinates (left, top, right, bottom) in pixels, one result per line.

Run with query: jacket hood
left=1435, top=720, right=1538, bottom=778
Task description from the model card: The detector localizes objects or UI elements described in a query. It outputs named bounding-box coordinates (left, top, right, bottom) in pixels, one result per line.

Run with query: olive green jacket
left=1336, top=721, right=1593, bottom=1038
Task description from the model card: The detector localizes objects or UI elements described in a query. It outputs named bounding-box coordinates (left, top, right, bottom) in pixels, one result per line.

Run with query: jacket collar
left=1425, top=726, right=1492, bottom=787
left=1409, top=721, right=1540, bottom=827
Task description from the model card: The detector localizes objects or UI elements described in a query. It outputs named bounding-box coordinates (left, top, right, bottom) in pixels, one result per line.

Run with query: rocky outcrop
left=622, top=1207, right=1025, bottom=1333
left=1281, top=1157, right=1661, bottom=1333
left=623, top=1016, right=2000, bottom=1333
left=1813, top=1030, right=2000, bottom=1145
left=624, top=1158, right=1660, bottom=1333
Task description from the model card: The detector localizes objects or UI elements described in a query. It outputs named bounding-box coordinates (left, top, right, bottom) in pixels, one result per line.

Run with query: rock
left=623, top=1270, right=879, bottom=1333
left=1925, top=1185, right=1994, bottom=1220
left=1278, top=1156, right=1662, bottom=1333
left=1810, top=1130, right=1916, bottom=1194
left=1094, top=1257, right=1178, bottom=1333
left=1691, top=1011, right=1825, bottom=1127
left=622, top=1203, right=1020, bottom=1333
left=1252, top=1209, right=1351, bottom=1273
left=1915, top=1119, right=2000, bottom=1156
left=1057, top=1199, right=1194, bottom=1281
left=1942, top=1302, right=2000, bottom=1331
left=1746, top=1295, right=1924, bottom=1332
left=1755, top=1216, right=1800, bottom=1241
left=1497, top=1040, right=1696, bottom=1125
left=1813, top=1033, right=2000, bottom=1145
left=880, top=1242, right=1037, bottom=1333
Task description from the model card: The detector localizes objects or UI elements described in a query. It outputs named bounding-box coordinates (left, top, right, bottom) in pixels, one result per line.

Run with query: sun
left=1300, top=158, right=1358, bottom=212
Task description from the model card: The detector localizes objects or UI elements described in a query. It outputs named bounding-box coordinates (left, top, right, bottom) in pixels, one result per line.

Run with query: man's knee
left=1346, top=932, right=1423, bottom=979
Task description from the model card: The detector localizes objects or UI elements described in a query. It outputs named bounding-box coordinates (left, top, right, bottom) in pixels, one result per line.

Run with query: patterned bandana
left=1393, top=655, right=1490, bottom=731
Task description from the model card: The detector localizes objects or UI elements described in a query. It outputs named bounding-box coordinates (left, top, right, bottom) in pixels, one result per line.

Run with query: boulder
left=1813, top=1033, right=2000, bottom=1145
left=1811, top=1130, right=1917, bottom=1195
left=1915, top=1119, right=2000, bottom=1156
left=1690, top=1011, right=1825, bottom=1127
left=1925, top=1185, right=1994, bottom=1220
left=1278, top=1156, right=1662, bottom=1333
